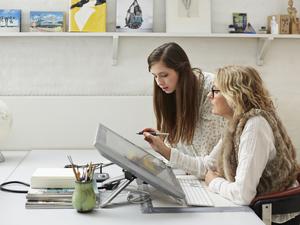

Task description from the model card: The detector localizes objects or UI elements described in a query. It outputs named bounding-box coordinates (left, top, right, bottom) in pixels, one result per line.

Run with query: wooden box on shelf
left=267, top=15, right=290, bottom=34
left=291, top=18, right=300, bottom=34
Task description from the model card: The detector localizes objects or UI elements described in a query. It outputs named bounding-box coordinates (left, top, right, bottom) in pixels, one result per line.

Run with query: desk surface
left=0, top=151, right=29, bottom=184
left=0, top=150, right=265, bottom=225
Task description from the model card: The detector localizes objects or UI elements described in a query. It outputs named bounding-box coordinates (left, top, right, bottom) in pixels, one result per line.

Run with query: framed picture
left=69, top=0, right=106, bottom=32
left=30, top=11, right=65, bottom=32
left=166, top=0, right=211, bottom=33
left=116, top=0, right=153, bottom=32
left=233, top=13, right=247, bottom=33
left=0, top=9, right=21, bottom=32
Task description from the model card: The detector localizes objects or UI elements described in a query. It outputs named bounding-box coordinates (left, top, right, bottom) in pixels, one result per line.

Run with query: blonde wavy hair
left=216, top=65, right=275, bottom=117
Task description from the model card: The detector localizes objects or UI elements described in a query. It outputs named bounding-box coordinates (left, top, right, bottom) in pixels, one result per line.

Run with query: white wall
left=0, top=96, right=155, bottom=150
left=0, top=0, right=300, bottom=160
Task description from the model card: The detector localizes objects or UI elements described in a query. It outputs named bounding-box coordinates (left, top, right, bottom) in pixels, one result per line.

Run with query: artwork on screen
left=94, top=123, right=184, bottom=200
left=116, top=0, right=153, bottom=32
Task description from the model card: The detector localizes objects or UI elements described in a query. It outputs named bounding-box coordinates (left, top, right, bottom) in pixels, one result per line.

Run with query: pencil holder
left=72, top=180, right=96, bottom=213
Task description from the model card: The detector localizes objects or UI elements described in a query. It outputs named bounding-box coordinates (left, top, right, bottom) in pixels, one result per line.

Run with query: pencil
left=136, top=131, right=169, bottom=136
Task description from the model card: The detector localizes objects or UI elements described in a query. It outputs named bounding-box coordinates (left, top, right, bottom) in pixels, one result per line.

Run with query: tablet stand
left=100, top=170, right=136, bottom=208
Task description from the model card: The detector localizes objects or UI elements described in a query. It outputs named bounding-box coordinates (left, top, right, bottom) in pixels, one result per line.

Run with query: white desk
left=0, top=151, right=29, bottom=184
left=0, top=150, right=265, bottom=225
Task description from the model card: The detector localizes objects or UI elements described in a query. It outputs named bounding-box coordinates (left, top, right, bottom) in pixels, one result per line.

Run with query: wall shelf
left=1, top=32, right=300, bottom=65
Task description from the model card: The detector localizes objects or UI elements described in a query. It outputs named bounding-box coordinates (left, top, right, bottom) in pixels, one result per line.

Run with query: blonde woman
left=145, top=65, right=299, bottom=209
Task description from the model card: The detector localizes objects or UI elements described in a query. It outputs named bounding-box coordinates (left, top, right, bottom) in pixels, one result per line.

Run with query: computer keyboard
left=177, top=176, right=214, bottom=207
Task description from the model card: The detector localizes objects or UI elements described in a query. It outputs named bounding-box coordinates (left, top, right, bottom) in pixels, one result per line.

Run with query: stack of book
left=26, top=187, right=74, bottom=209
left=25, top=168, right=99, bottom=209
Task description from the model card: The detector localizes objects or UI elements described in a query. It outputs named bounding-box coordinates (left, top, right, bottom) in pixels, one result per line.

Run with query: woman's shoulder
left=243, top=115, right=273, bottom=136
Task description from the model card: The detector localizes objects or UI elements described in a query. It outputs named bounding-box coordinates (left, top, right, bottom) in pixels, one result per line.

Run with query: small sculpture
left=287, top=0, right=300, bottom=33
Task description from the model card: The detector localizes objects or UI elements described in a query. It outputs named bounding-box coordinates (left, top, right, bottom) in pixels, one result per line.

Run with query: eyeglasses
left=211, top=86, right=220, bottom=98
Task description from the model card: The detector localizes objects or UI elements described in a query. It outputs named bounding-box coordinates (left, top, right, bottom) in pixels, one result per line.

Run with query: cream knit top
left=169, top=72, right=225, bottom=157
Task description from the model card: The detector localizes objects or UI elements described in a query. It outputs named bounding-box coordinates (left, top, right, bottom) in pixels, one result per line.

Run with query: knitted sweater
left=217, top=108, right=299, bottom=195
left=167, top=72, right=226, bottom=158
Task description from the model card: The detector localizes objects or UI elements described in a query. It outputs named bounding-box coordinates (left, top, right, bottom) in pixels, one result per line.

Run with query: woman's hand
left=205, top=170, right=220, bottom=186
left=143, top=132, right=171, bottom=160
left=141, top=127, right=157, bottom=133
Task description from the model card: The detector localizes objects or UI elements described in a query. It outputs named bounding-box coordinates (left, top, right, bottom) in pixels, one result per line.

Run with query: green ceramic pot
left=72, top=180, right=96, bottom=212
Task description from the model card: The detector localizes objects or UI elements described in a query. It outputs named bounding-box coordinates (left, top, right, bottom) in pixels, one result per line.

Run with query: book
left=233, top=13, right=247, bottom=33
left=25, top=200, right=74, bottom=209
left=116, top=0, right=153, bottom=32
left=26, top=196, right=72, bottom=202
left=25, top=182, right=100, bottom=209
left=29, top=11, right=65, bottom=32
left=69, top=0, right=106, bottom=32
left=26, top=187, right=74, bottom=201
left=26, top=199, right=100, bottom=209
left=0, top=9, right=21, bottom=32
left=30, top=168, right=75, bottom=188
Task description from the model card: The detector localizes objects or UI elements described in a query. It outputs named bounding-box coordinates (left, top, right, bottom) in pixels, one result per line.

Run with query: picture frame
left=232, top=13, right=247, bottom=33
left=30, top=11, right=65, bottom=32
left=116, top=0, right=153, bottom=32
left=0, top=9, right=21, bottom=32
left=69, top=0, right=106, bottom=32
left=166, top=0, right=211, bottom=33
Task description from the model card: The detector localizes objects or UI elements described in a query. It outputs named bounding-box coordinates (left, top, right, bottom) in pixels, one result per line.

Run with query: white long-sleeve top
left=170, top=115, right=276, bottom=205
left=170, top=115, right=300, bottom=222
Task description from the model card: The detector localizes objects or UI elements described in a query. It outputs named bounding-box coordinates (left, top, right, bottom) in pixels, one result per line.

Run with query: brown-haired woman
left=142, top=42, right=225, bottom=176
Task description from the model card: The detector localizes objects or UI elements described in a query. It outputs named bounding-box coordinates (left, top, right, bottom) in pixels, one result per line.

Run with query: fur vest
left=217, top=108, right=299, bottom=195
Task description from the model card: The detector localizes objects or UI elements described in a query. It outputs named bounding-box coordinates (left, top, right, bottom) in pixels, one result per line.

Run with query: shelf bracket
left=256, top=37, right=273, bottom=66
left=112, top=35, right=119, bottom=66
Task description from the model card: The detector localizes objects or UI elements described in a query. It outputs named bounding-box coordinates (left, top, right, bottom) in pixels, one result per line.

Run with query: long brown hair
left=147, top=42, right=202, bottom=145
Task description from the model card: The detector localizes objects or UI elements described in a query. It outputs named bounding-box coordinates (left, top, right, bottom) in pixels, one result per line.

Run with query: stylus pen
left=136, top=131, right=169, bottom=136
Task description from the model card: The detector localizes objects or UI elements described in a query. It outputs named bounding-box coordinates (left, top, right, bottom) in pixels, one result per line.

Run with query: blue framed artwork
left=0, top=9, right=21, bottom=32
left=30, top=11, right=65, bottom=32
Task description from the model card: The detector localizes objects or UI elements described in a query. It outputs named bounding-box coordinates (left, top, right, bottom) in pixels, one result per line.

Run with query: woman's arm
left=169, top=139, right=222, bottom=178
left=143, top=131, right=222, bottom=178
left=207, top=116, right=276, bottom=205
left=143, top=132, right=171, bottom=159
